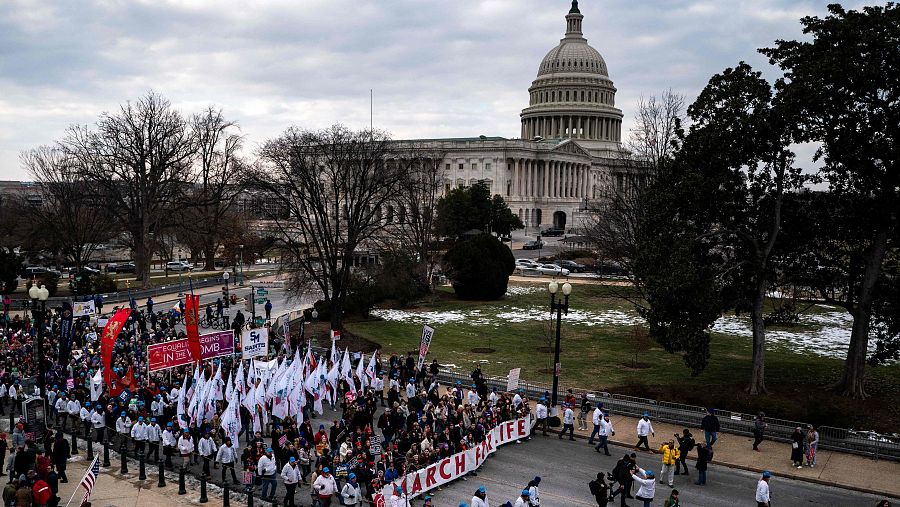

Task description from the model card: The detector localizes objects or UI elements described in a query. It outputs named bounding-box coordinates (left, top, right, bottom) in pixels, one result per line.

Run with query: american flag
left=80, top=457, right=100, bottom=504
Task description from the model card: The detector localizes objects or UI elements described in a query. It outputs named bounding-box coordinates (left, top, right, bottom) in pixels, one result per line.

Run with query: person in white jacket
left=631, top=468, right=656, bottom=507
left=198, top=432, right=216, bottom=476
left=130, top=417, right=149, bottom=455
left=146, top=418, right=162, bottom=462
left=588, top=405, right=605, bottom=444
left=595, top=413, right=615, bottom=456
left=471, top=485, right=489, bottom=507
left=756, top=471, right=772, bottom=507
left=635, top=413, right=655, bottom=451
left=340, top=472, right=361, bottom=506
left=280, top=456, right=300, bottom=506
left=535, top=398, right=549, bottom=436
left=313, top=466, right=338, bottom=505
left=526, top=476, right=541, bottom=506
left=216, top=438, right=239, bottom=483
left=161, top=423, right=177, bottom=468
left=389, top=484, right=407, bottom=507
left=514, top=489, right=531, bottom=507
left=257, top=447, right=278, bottom=501
left=177, top=428, right=194, bottom=468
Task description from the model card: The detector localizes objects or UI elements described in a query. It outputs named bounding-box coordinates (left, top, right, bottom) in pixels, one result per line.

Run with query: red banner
left=101, top=308, right=131, bottom=389
left=147, top=331, right=235, bottom=372
left=185, top=295, right=201, bottom=363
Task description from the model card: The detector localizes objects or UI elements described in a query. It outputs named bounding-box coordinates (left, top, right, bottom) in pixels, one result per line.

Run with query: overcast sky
left=0, top=0, right=868, bottom=180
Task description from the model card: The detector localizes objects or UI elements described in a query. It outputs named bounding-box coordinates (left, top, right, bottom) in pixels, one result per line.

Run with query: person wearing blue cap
left=514, top=489, right=530, bottom=507
left=147, top=417, right=162, bottom=462
left=281, top=455, right=300, bottom=506
left=199, top=431, right=216, bottom=476
left=636, top=413, right=655, bottom=451
left=558, top=402, right=576, bottom=441
left=258, top=446, right=278, bottom=501
left=631, top=467, right=656, bottom=507
left=131, top=416, right=149, bottom=456
left=756, top=471, right=772, bottom=507
left=535, top=397, right=549, bottom=436
left=471, top=485, right=489, bottom=507
left=422, top=494, right=433, bottom=507
left=314, top=466, right=338, bottom=505
left=340, top=471, right=361, bottom=505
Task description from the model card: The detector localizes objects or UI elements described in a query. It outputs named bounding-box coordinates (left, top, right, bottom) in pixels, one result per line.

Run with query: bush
left=443, top=234, right=515, bottom=300
left=0, top=249, right=22, bottom=294
left=91, top=274, right=118, bottom=293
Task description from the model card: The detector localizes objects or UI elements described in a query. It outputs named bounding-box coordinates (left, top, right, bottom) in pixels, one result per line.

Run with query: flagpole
left=64, top=457, right=97, bottom=507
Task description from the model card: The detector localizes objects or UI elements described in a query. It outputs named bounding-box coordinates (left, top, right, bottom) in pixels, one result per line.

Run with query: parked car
left=106, top=262, right=136, bottom=273
left=166, top=261, right=194, bottom=272
left=516, top=258, right=540, bottom=267
left=68, top=266, right=100, bottom=281
left=20, top=266, right=61, bottom=279
left=536, top=264, right=570, bottom=276
left=556, top=259, right=586, bottom=273
left=522, top=240, right=544, bottom=250
left=540, top=227, right=564, bottom=237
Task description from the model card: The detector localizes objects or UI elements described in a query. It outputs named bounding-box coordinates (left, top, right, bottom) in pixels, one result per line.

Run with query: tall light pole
left=177, top=248, right=184, bottom=297
left=222, top=271, right=230, bottom=329
left=548, top=280, right=571, bottom=409
left=29, top=283, right=50, bottom=404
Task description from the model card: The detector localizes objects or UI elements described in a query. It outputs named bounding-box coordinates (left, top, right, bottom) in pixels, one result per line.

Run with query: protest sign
left=241, top=328, right=269, bottom=359
left=416, top=325, right=434, bottom=370
left=73, top=300, right=95, bottom=317
left=507, top=368, right=521, bottom=392
left=147, top=331, right=235, bottom=372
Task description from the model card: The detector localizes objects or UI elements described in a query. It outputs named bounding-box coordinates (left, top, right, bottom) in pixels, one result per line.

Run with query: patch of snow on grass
left=505, top=285, right=542, bottom=296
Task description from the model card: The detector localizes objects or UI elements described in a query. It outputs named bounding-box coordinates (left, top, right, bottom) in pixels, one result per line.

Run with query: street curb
left=542, top=429, right=900, bottom=500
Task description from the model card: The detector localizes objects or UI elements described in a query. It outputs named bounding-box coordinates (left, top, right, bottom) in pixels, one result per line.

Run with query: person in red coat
left=32, top=474, right=52, bottom=507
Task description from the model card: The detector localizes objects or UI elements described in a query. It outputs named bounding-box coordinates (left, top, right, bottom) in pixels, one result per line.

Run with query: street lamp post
left=222, top=271, right=230, bottom=329
left=177, top=249, right=184, bottom=297
left=29, top=283, right=50, bottom=405
left=238, top=244, right=245, bottom=286
left=548, top=280, right=571, bottom=409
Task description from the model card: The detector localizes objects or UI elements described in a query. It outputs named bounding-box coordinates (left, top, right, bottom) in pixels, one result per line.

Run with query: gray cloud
left=0, top=0, right=864, bottom=179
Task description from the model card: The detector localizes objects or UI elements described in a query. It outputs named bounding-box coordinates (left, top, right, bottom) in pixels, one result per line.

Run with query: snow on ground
left=372, top=304, right=868, bottom=359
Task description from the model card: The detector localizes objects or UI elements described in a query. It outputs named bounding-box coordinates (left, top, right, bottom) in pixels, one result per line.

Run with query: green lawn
left=345, top=281, right=900, bottom=431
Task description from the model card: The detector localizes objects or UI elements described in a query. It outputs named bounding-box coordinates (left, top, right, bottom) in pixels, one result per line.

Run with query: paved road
left=430, top=434, right=887, bottom=507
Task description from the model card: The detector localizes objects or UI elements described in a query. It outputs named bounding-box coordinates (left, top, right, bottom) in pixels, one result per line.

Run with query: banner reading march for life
left=374, top=416, right=534, bottom=504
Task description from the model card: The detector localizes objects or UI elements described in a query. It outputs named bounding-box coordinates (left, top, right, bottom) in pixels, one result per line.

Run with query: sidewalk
left=551, top=407, right=900, bottom=499
left=52, top=452, right=227, bottom=507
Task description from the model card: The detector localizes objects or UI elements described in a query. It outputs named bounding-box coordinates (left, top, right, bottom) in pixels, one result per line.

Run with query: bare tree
left=253, top=125, right=408, bottom=329
left=582, top=90, right=686, bottom=304
left=61, top=92, right=197, bottom=287
left=625, top=89, right=686, bottom=167
left=393, top=145, right=446, bottom=288
left=21, top=145, right=114, bottom=269
left=188, top=107, right=245, bottom=270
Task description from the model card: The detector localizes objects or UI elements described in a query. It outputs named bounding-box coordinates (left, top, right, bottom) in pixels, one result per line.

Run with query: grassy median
left=344, top=282, right=900, bottom=432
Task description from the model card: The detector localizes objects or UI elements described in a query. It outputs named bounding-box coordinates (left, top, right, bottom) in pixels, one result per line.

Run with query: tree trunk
left=204, top=243, right=216, bottom=271
left=747, top=280, right=768, bottom=395
left=832, top=228, right=889, bottom=399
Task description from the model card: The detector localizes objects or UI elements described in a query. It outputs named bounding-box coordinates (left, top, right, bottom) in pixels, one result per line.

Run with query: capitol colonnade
left=507, top=157, right=592, bottom=200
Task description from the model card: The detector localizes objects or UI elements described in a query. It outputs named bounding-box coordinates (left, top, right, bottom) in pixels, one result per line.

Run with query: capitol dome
left=537, top=37, right=608, bottom=77
left=521, top=0, right=623, bottom=147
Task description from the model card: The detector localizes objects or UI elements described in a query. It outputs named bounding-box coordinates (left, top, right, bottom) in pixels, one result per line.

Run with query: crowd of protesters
left=0, top=295, right=543, bottom=506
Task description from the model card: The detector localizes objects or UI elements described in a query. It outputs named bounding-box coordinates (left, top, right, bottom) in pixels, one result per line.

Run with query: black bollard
left=157, top=460, right=166, bottom=488
left=223, top=485, right=230, bottom=507
left=8, top=410, right=13, bottom=431
left=86, top=432, right=94, bottom=460
left=247, top=489, right=254, bottom=507
left=139, top=452, right=146, bottom=481
left=103, top=437, right=111, bottom=468
left=71, top=430, right=78, bottom=455
left=199, top=474, right=208, bottom=503
left=120, top=447, right=129, bottom=474
left=178, top=466, right=187, bottom=495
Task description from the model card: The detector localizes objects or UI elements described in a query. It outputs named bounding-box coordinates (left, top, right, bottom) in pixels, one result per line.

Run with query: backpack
left=682, top=435, right=695, bottom=453
left=588, top=479, right=599, bottom=496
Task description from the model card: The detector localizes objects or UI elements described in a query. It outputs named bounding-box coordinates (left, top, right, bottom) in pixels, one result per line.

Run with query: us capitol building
left=404, top=0, right=642, bottom=233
